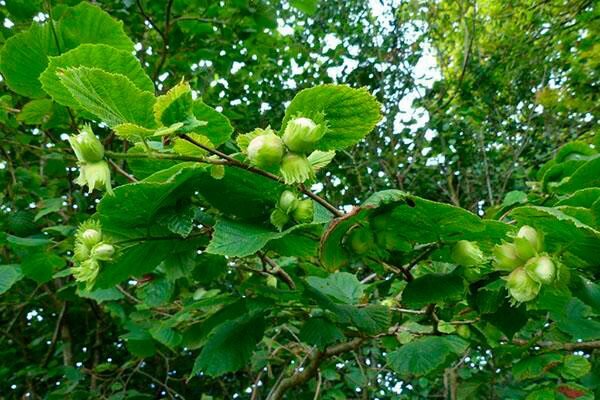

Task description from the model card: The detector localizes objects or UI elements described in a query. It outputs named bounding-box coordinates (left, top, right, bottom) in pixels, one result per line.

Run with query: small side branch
left=267, top=338, right=364, bottom=400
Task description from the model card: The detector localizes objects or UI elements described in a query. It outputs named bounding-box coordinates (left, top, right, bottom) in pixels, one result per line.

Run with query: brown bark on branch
left=266, top=338, right=364, bottom=400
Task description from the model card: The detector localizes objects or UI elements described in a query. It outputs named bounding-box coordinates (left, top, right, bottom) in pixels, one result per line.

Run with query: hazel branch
left=180, top=134, right=343, bottom=217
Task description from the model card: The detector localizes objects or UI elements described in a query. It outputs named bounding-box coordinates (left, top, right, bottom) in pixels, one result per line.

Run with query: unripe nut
left=525, top=255, right=556, bottom=285
left=91, top=243, right=115, bottom=261
left=81, top=229, right=102, bottom=248
left=68, top=126, right=104, bottom=163
left=247, top=133, right=285, bottom=169
left=282, top=117, right=324, bottom=153
left=505, top=267, right=540, bottom=303
left=493, top=242, right=521, bottom=271
left=516, top=225, right=543, bottom=252
left=292, top=199, right=314, bottom=223
left=278, top=190, right=298, bottom=214
left=270, top=208, right=290, bottom=231
left=452, top=240, right=484, bottom=267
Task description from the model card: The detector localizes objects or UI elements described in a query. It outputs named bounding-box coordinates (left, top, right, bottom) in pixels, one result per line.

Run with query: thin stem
left=258, top=252, right=296, bottom=289
left=267, top=338, right=365, bottom=400
left=105, top=150, right=226, bottom=165
left=108, top=159, right=138, bottom=183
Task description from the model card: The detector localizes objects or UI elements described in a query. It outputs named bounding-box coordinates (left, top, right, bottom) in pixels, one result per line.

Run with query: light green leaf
left=154, top=81, right=193, bottom=126
left=58, top=67, right=156, bottom=128
left=290, top=0, right=319, bottom=15
left=0, top=23, right=59, bottom=98
left=57, top=2, right=134, bottom=51
left=113, top=122, right=184, bottom=141
left=172, top=133, right=212, bottom=157
left=34, top=197, right=63, bottom=221
left=281, top=84, right=382, bottom=150
left=308, top=150, right=336, bottom=171
left=0, top=2, right=134, bottom=98
left=41, top=43, right=153, bottom=109
left=0, top=265, right=23, bottom=295
left=192, top=313, right=265, bottom=377
left=387, top=336, right=468, bottom=378
left=16, top=99, right=54, bottom=124
left=556, top=188, right=600, bottom=208
left=554, top=155, right=600, bottom=194
left=192, top=100, right=233, bottom=146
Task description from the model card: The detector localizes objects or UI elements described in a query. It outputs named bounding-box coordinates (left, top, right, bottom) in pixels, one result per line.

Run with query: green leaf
left=306, top=272, right=364, bottom=304
left=554, top=155, right=600, bottom=194
left=501, top=190, right=528, bottom=207
left=387, top=336, right=468, bottom=378
left=299, top=317, right=344, bottom=349
left=97, top=163, right=206, bottom=230
left=0, top=265, right=23, bottom=295
left=58, top=2, right=134, bottom=52
left=347, top=304, right=390, bottom=334
left=192, top=313, right=266, bottom=377
left=290, top=0, right=319, bottom=15
left=154, top=81, right=195, bottom=126
left=58, top=67, right=156, bottom=128
left=305, top=286, right=389, bottom=334
left=95, top=240, right=175, bottom=288
left=0, top=2, right=134, bottom=98
left=281, top=84, right=382, bottom=150
left=205, top=204, right=330, bottom=257
left=149, top=325, right=182, bottom=348
left=320, top=190, right=511, bottom=271
left=77, top=287, right=124, bottom=303
left=137, top=277, right=174, bottom=307
left=511, top=353, right=562, bottom=381
left=192, top=100, right=233, bottom=146
left=41, top=44, right=153, bottom=110
left=5, top=234, right=52, bottom=247
left=556, top=188, right=600, bottom=208
left=21, top=252, right=65, bottom=284
left=402, top=273, right=464, bottom=308
left=16, top=99, right=54, bottom=124
left=193, top=165, right=284, bottom=221
left=164, top=208, right=195, bottom=238
left=570, top=276, right=600, bottom=313
left=172, top=133, right=212, bottom=157
left=510, top=206, right=600, bottom=267
left=34, top=197, right=63, bottom=221
left=124, top=143, right=178, bottom=179
left=551, top=298, right=600, bottom=340
left=0, top=23, right=59, bottom=98
left=560, top=355, right=591, bottom=380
